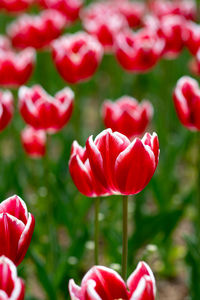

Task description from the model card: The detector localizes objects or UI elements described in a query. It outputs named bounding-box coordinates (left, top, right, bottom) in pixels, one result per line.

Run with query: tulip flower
left=115, top=28, right=164, bottom=72
left=69, top=261, right=156, bottom=300
left=149, top=0, right=196, bottom=21
left=81, top=3, right=128, bottom=52
left=158, top=15, right=187, bottom=59
left=85, top=129, right=159, bottom=196
left=21, top=126, right=46, bottom=158
left=52, top=32, right=103, bottom=84
left=38, top=0, right=83, bottom=22
left=0, top=0, right=34, bottom=13
left=173, top=76, right=200, bottom=130
left=0, top=48, right=35, bottom=88
left=19, top=85, right=74, bottom=133
left=185, top=21, right=200, bottom=56
left=102, top=96, right=153, bottom=139
left=7, top=10, right=66, bottom=50
left=0, top=90, right=14, bottom=132
left=0, top=256, right=25, bottom=299
left=0, top=195, right=35, bottom=266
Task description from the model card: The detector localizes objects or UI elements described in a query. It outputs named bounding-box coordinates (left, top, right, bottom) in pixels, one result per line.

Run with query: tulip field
left=1, top=0, right=200, bottom=299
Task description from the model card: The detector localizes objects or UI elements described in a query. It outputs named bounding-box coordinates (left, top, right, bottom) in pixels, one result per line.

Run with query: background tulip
left=52, top=32, right=103, bottom=84
left=115, top=29, right=164, bottom=72
left=0, top=256, right=25, bottom=300
left=19, top=85, right=74, bottom=133
left=173, top=76, right=200, bottom=130
left=0, top=48, right=35, bottom=87
left=0, top=0, right=34, bottom=13
left=7, top=10, right=66, bottom=50
left=0, top=90, right=14, bottom=132
left=69, top=261, right=156, bottom=300
left=102, top=96, right=153, bottom=139
left=0, top=195, right=35, bottom=266
left=38, top=0, right=83, bottom=22
left=21, top=126, right=46, bottom=158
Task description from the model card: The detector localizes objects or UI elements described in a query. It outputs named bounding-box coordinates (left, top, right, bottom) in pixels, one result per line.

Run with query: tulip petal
left=0, top=195, right=28, bottom=224
left=69, top=279, right=82, bottom=300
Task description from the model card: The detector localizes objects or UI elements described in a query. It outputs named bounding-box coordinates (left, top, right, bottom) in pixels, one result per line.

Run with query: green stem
left=196, top=132, right=200, bottom=248
left=94, top=197, right=100, bottom=265
left=122, top=195, right=128, bottom=280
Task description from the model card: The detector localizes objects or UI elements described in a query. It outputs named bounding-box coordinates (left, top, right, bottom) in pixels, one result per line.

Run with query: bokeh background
left=0, top=1, right=199, bottom=299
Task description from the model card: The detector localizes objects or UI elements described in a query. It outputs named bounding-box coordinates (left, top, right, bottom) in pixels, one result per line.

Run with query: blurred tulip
left=70, top=129, right=159, bottom=196
left=0, top=48, right=35, bottom=88
left=158, top=15, right=187, bottom=59
left=0, top=256, right=25, bottom=299
left=0, top=35, right=11, bottom=51
left=7, top=10, right=66, bottom=50
left=0, top=195, right=35, bottom=266
left=69, top=141, right=108, bottom=197
left=173, top=76, right=200, bottom=130
left=81, top=2, right=128, bottom=52
left=21, top=126, right=46, bottom=158
left=0, top=90, right=14, bottom=132
left=115, top=28, right=164, bottom=72
left=38, top=0, right=83, bottom=22
left=52, top=32, right=103, bottom=84
left=114, top=0, right=145, bottom=28
left=19, top=85, right=74, bottom=133
left=149, top=0, right=196, bottom=21
left=69, top=261, right=156, bottom=300
left=185, top=21, right=200, bottom=56
left=102, top=96, right=153, bottom=139
left=0, top=0, right=34, bottom=13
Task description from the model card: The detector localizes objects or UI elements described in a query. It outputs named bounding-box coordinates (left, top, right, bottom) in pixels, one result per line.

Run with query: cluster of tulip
left=0, top=0, right=200, bottom=298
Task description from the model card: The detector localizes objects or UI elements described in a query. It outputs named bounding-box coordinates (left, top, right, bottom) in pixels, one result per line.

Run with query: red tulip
left=173, top=76, right=200, bottom=130
left=7, top=10, right=66, bottom=50
left=69, top=261, right=156, bottom=300
left=149, top=0, right=196, bottom=21
left=69, top=141, right=108, bottom=197
left=0, top=256, right=25, bottom=299
left=185, top=21, right=200, bottom=56
left=81, top=3, right=128, bottom=52
left=70, top=129, right=159, bottom=196
left=114, top=0, right=145, bottom=28
left=0, top=90, right=14, bottom=131
left=19, top=85, right=74, bottom=133
left=21, top=126, right=46, bottom=158
left=52, top=32, right=103, bottom=84
left=38, top=0, right=83, bottom=22
left=115, top=28, right=164, bottom=72
left=0, top=195, right=35, bottom=266
left=0, top=0, right=34, bottom=13
left=102, top=96, right=153, bottom=139
left=0, top=48, right=35, bottom=88
left=158, top=15, right=187, bottom=59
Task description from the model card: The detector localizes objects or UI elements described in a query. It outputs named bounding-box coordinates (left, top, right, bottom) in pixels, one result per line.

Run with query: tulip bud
left=0, top=48, right=35, bottom=88
left=7, top=10, right=66, bottom=50
left=149, top=0, right=196, bottom=21
left=52, top=32, right=103, bottom=84
left=0, top=256, right=25, bottom=299
left=0, top=195, right=35, bottom=266
left=19, top=85, right=74, bottom=133
left=38, top=0, right=83, bottom=22
left=21, top=126, right=46, bottom=158
left=81, top=3, right=128, bottom=52
left=69, top=262, right=156, bottom=300
left=102, top=96, right=153, bottom=139
left=0, top=0, right=34, bottom=13
left=0, top=90, right=14, bottom=131
left=173, top=76, right=200, bottom=131
left=115, top=28, right=164, bottom=72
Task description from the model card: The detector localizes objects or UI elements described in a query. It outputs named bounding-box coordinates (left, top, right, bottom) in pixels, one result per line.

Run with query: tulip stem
left=196, top=132, right=200, bottom=248
left=94, top=197, right=100, bottom=265
left=122, top=195, right=128, bottom=280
